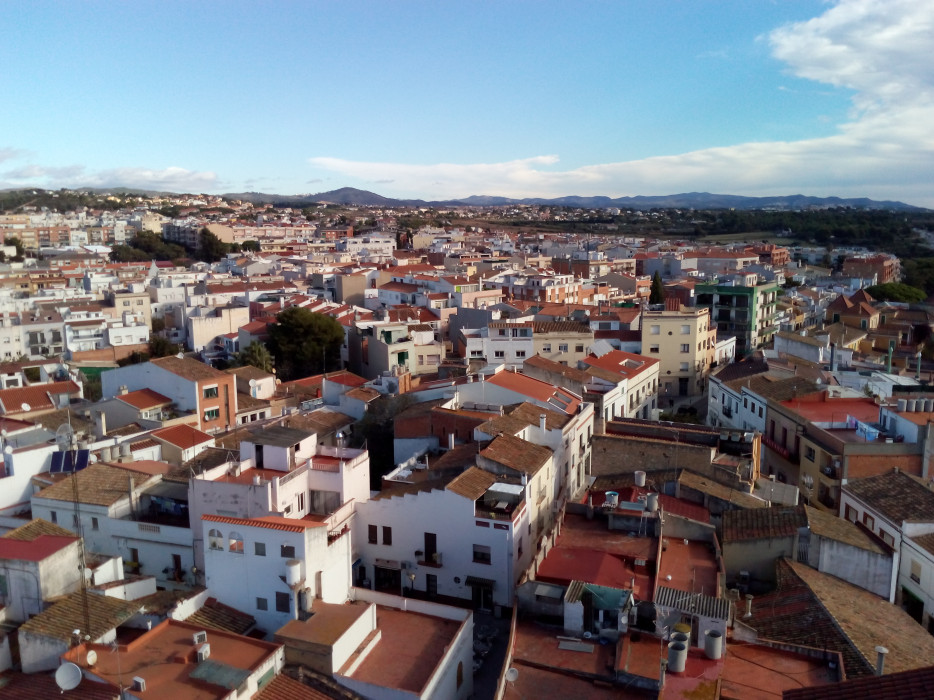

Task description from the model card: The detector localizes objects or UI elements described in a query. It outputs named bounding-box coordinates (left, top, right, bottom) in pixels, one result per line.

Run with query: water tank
left=908, top=399, right=918, bottom=412
left=285, top=559, right=302, bottom=587
left=634, top=471, right=646, bottom=487
left=704, top=629, right=724, bottom=660
left=605, top=491, right=619, bottom=509
left=927, top=399, right=934, bottom=413
left=898, top=399, right=907, bottom=412
left=646, top=493, right=659, bottom=512
left=667, top=641, right=687, bottom=673
left=120, top=442, right=132, bottom=457
left=671, top=629, right=690, bottom=644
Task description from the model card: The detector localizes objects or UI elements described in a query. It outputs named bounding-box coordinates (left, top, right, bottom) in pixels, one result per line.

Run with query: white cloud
left=0, top=163, right=219, bottom=192
left=309, top=0, right=934, bottom=207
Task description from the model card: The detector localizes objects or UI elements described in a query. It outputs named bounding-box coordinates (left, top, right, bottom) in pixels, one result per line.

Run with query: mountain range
left=222, top=187, right=924, bottom=211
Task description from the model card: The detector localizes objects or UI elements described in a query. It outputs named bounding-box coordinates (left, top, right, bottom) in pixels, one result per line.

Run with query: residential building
left=641, top=302, right=715, bottom=399
left=101, top=355, right=238, bottom=433
left=695, top=276, right=780, bottom=356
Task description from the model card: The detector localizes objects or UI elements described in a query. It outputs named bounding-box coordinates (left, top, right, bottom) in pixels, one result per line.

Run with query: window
left=254, top=542, right=266, bottom=556
left=680, top=344, right=690, bottom=353
left=744, top=398, right=748, bottom=408
left=911, top=559, right=922, bottom=584
left=494, top=350, right=505, bottom=359
left=863, top=513, right=875, bottom=530
left=881, top=531, right=895, bottom=548
left=91, top=517, right=99, bottom=531
left=681, top=325, right=690, bottom=334
left=228, top=532, right=244, bottom=553
left=680, top=362, right=689, bottom=372
left=758, top=406, right=763, bottom=418
left=457, top=661, right=464, bottom=690
left=202, top=386, right=219, bottom=399
left=650, top=325, right=660, bottom=335
left=844, top=504, right=858, bottom=523
left=515, top=350, right=526, bottom=358
left=256, top=597, right=268, bottom=611
left=281, top=544, right=295, bottom=558
left=558, top=344, right=568, bottom=352
left=50, top=511, right=57, bottom=524
left=575, top=344, right=584, bottom=353
left=204, top=408, right=220, bottom=421
left=518, top=537, right=524, bottom=557
left=208, top=529, right=224, bottom=550
left=473, top=544, right=492, bottom=564
left=368, top=524, right=378, bottom=544
left=382, top=526, right=392, bottom=545
left=805, top=447, right=815, bottom=462
left=650, top=344, right=659, bottom=353
left=542, top=344, right=551, bottom=353
left=275, top=591, right=290, bottom=613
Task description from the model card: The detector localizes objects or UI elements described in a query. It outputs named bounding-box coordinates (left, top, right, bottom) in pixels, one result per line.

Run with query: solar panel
left=50, top=452, right=64, bottom=473
left=62, top=451, right=75, bottom=473
left=74, top=450, right=90, bottom=472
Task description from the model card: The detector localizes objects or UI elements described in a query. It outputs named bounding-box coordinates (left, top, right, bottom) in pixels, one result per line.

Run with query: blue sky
left=2, top=1, right=932, bottom=206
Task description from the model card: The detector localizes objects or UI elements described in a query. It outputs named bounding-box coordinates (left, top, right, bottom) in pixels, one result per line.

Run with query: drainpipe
left=886, top=346, right=893, bottom=375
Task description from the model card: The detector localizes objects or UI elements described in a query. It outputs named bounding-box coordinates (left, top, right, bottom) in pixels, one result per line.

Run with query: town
left=2, top=188, right=934, bottom=699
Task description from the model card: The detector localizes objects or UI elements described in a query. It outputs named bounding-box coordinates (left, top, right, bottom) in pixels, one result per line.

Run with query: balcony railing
left=418, top=552, right=443, bottom=568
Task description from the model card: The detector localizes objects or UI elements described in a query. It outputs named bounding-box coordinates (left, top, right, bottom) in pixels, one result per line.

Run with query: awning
left=465, top=576, right=495, bottom=588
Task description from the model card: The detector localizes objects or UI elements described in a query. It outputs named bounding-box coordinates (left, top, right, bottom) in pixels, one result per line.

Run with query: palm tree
left=238, top=341, right=273, bottom=373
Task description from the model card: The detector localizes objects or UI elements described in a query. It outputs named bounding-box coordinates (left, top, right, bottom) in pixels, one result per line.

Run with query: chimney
left=875, top=645, right=888, bottom=675
left=743, top=594, right=753, bottom=619
left=447, top=432, right=455, bottom=450
left=539, top=414, right=547, bottom=432
left=829, top=342, right=837, bottom=372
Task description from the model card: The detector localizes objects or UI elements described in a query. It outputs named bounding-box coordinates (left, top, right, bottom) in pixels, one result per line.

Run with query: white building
left=355, top=466, right=532, bottom=610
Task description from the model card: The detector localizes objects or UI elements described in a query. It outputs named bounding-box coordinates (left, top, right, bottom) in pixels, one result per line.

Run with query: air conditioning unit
left=192, top=630, right=207, bottom=645
left=197, top=644, right=211, bottom=662
left=132, top=677, right=147, bottom=692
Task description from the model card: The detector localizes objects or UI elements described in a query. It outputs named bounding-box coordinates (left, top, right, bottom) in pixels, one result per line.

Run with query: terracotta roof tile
left=784, top=665, right=934, bottom=700
left=255, top=674, right=338, bottom=700
left=480, top=433, right=551, bottom=476
left=35, top=463, right=153, bottom=506
left=0, top=672, right=118, bottom=700
left=151, top=355, right=228, bottom=381
left=2, top=517, right=75, bottom=540
left=152, top=423, right=213, bottom=448
left=202, top=513, right=326, bottom=532
left=0, top=380, right=81, bottom=414
left=722, top=506, right=807, bottom=543
left=446, top=466, right=497, bottom=501
left=116, top=388, right=173, bottom=410
left=843, top=470, right=934, bottom=523
left=20, top=590, right=140, bottom=642
left=184, top=596, right=256, bottom=635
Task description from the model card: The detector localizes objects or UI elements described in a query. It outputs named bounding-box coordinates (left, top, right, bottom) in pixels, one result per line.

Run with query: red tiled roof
left=116, top=388, right=172, bottom=410
left=486, top=370, right=581, bottom=415
left=784, top=665, right=934, bottom=700
left=0, top=534, right=77, bottom=561
left=0, top=380, right=81, bottom=414
left=202, top=513, right=325, bottom=531
left=255, top=675, right=335, bottom=700
left=152, top=423, right=213, bottom=448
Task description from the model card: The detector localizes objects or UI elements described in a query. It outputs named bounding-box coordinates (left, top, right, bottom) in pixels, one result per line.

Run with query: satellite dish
left=176, top=352, right=184, bottom=359
left=86, top=649, right=97, bottom=667
left=248, top=378, right=257, bottom=387
left=20, top=402, right=31, bottom=413
left=55, top=661, right=82, bottom=691
left=505, top=667, right=519, bottom=683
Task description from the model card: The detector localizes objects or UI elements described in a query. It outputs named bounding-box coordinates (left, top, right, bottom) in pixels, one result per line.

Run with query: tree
left=238, top=341, right=274, bottom=373
left=650, top=271, right=665, bottom=304
left=4, top=236, right=24, bottom=261
left=149, top=336, right=179, bottom=358
left=240, top=240, right=260, bottom=252
left=198, top=228, right=229, bottom=262
left=267, top=307, right=344, bottom=381
left=865, top=282, right=927, bottom=303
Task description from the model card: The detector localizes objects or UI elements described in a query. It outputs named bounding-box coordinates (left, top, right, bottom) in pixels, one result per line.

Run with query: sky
left=1, top=1, right=932, bottom=206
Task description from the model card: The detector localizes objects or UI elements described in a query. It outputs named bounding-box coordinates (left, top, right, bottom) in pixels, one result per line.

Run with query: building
left=695, top=277, right=780, bottom=356
left=641, top=302, right=715, bottom=399
left=101, top=356, right=238, bottom=433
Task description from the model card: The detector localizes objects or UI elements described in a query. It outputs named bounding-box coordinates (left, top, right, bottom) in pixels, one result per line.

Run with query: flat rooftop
left=511, top=619, right=616, bottom=680
left=65, top=619, right=280, bottom=700
left=277, top=600, right=370, bottom=647
left=656, top=538, right=720, bottom=599
left=345, top=606, right=463, bottom=694
left=716, top=642, right=840, bottom=700
left=535, top=514, right=657, bottom=598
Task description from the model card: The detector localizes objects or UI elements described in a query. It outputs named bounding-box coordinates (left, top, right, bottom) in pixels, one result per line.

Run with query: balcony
left=763, top=435, right=799, bottom=464
left=722, top=405, right=733, bottom=418
left=417, top=551, right=443, bottom=568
